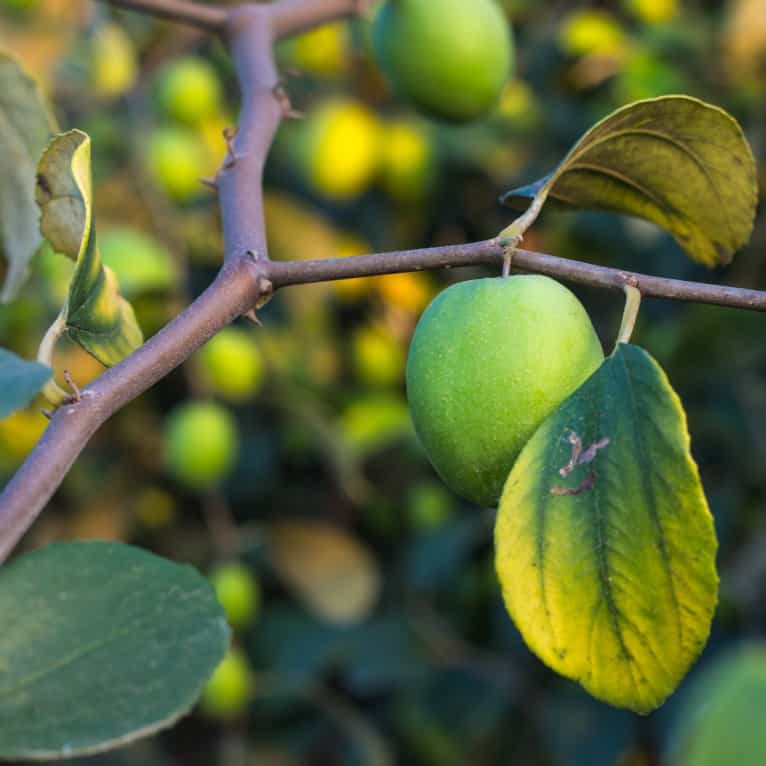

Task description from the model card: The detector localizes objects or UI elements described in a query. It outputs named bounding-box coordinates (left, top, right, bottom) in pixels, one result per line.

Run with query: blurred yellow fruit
left=198, top=112, right=232, bottom=174
left=210, top=562, right=262, bottom=630
left=560, top=10, right=627, bottom=57
left=164, top=401, right=239, bottom=491
left=497, top=79, right=541, bottom=129
left=284, top=21, right=351, bottom=78
left=624, top=0, right=678, bottom=25
left=196, top=327, right=265, bottom=403
left=351, top=324, right=405, bottom=387
left=376, top=272, right=434, bottom=313
left=302, top=98, right=381, bottom=201
left=200, top=647, right=254, bottom=720
left=0, top=408, right=48, bottom=471
left=158, top=56, right=222, bottom=126
left=89, top=23, right=137, bottom=99
left=379, top=118, right=434, bottom=203
left=134, top=486, right=177, bottom=530
left=145, top=127, right=209, bottom=202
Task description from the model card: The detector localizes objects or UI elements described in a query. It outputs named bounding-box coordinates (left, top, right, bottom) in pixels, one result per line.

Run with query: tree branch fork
left=0, top=0, right=764, bottom=561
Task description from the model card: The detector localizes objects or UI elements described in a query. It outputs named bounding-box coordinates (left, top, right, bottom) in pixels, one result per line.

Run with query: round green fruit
left=372, top=0, right=513, bottom=123
left=164, top=401, right=239, bottom=491
left=197, top=328, right=265, bottom=402
left=200, top=647, right=254, bottom=720
left=210, top=562, right=261, bottom=630
left=406, top=276, right=604, bottom=507
left=158, top=56, right=222, bottom=126
left=145, top=127, right=209, bottom=202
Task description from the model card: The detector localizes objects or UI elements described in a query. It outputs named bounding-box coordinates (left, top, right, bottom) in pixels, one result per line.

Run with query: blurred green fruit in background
left=158, top=56, right=222, bottom=126
left=624, top=0, right=678, bottom=25
left=298, top=98, right=381, bottom=201
left=89, top=23, right=137, bottom=99
left=99, top=227, right=177, bottom=297
left=210, top=562, right=262, bottom=630
left=145, top=127, right=209, bottom=202
left=280, top=21, right=351, bottom=78
left=406, top=276, right=604, bottom=507
left=199, top=646, right=254, bottom=720
left=196, top=327, right=265, bottom=402
left=372, top=0, right=513, bottom=122
left=559, top=9, right=628, bottom=57
left=379, top=117, right=435, bottom=203
left=351, top=324, right=405, bottom=388
left=164, top=401, right=239, bottom=491
left=406, top=480, right=456, bottom=531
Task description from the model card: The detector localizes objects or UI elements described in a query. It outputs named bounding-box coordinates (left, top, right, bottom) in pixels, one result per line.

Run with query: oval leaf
left=36, top=130, right=143, bottom=366
left=671, top=643, right=766, bottom=765
left=495, top=344, right=718, bottom=713
left=0, top=348, right=51, bottom=419
left=0, top=541, right=229, bottom=760
left=269, top=521, right=381, bottom=626
left=0, top=51, right=56, bottom=301
left=502, top=96, right=757, bottom=267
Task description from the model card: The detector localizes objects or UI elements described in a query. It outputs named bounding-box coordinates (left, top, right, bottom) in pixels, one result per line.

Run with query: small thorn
left=63, top=370, right=81, bottom=403
left=41, top=408, right=54, bottom=420
left=245, top=309, right=262, bottom=326
left=222, top=125, right=239, bottom=168
left=272, top=82, right=301, bottom=120
left=200, top=176, right=219, bottom=190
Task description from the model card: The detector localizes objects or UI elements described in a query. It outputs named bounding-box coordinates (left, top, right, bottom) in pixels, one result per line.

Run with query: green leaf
left=0, top=541, right=229, bottom=761
left=501, top=96, right=757, bottom=267
left=0, top=51, right=56, bottom=301
left=0, top=348, right=51, bottom=419
left=670, top=643, right=766, bottom=766
left=36, top=130, right=143, bottom=366
left=495, top=344, right=718, bottom=713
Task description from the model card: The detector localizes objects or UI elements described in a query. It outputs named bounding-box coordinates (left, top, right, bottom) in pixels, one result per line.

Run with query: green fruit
left=164, top=401, right=239, bottom=491
left=210, top=562, right=261, bottom=630
left=199, top=647, right=254, bottom=719
left=158, top=56, right=222, bottom=126
left=99, top=227, right=177, bottom=297
left=406, top=276, right=604, bottom=507
left=197, top=328, right=265, bottom=402
left=145, top=127, right=209, bottom=202
left=406, top=481, right=456, bottom=531
left=372, top=0, right=513, bottom=123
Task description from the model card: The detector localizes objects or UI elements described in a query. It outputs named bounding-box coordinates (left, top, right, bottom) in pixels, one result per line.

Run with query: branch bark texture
left=1, top=0, right=765, bottom=560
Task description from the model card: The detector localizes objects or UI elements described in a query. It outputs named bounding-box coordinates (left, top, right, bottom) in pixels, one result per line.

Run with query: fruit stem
left=616, top=284, right=642, bottom=348
left=37, top=310, right=70, bottom=406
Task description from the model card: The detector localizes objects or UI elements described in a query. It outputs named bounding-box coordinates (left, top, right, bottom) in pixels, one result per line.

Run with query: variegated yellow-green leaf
left=495, top=344, right=718, bottom=713
left=0, top=51, right=56, bottom=301
left=36, top=130, right=142, bottom=366
left=501, top=96, right=757, bottom=267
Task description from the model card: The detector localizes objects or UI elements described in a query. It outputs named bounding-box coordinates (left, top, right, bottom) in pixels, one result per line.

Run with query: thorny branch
left=1, top=0, right=765, bottom=561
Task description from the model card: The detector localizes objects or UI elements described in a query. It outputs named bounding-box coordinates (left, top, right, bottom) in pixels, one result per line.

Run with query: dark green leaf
left=0, top=348, right=51, bottom=419
left=0, top=541, right=229, bottom=760
left=501, top=96, right=757, bottom=267
left=495, top=344, right=718, bottom=713
left=0, top=51, right=56, bottom=301
left=36, top=130, right=143, bottom=366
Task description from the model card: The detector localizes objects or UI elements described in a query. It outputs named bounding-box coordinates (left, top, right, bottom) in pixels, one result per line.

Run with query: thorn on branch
left=40, top=408, right=54, bottom=420
left=273, top=83, right=304, bottom=120
left=200, top=176, right=219, bottom=190
left=223, top=125, right=239, bottom=168
left=63, top=370, right=81, bottom=404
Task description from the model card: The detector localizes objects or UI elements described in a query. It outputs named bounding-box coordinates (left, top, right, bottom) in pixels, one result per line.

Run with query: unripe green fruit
left=210, top=562, right=261, bottom=630
left=197, top=328, right=265, bottom=402
left=164, top=401, right=239, bottom=491
left=145, top=127, right=209, bottom=202
left=158, top=56, right=222, bottom=126
left=372, top=0, right=513, bottom=123
left=406, top=276, right=604, bottom=507
left=200, top=647, right=254, bottom=719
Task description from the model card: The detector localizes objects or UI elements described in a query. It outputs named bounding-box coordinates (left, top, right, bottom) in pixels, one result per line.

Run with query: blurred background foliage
left=1, top=0, right=766, bottom=764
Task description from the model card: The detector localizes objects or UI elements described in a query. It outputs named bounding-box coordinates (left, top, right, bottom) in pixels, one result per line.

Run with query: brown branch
left=269, top=240, right=766, bottom=312
left=2, top=0, right=766, bottom=561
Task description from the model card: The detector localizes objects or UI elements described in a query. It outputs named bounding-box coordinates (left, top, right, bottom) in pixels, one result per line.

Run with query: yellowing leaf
left=495, top=344, right=718, bottom=713
left=502, top=96, right=757, bottom=267
left=0, top=51, right=56, bottom=301
left=269, top=520, right=381, bottom=625
left=36, top=130, right=143, bottom=366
